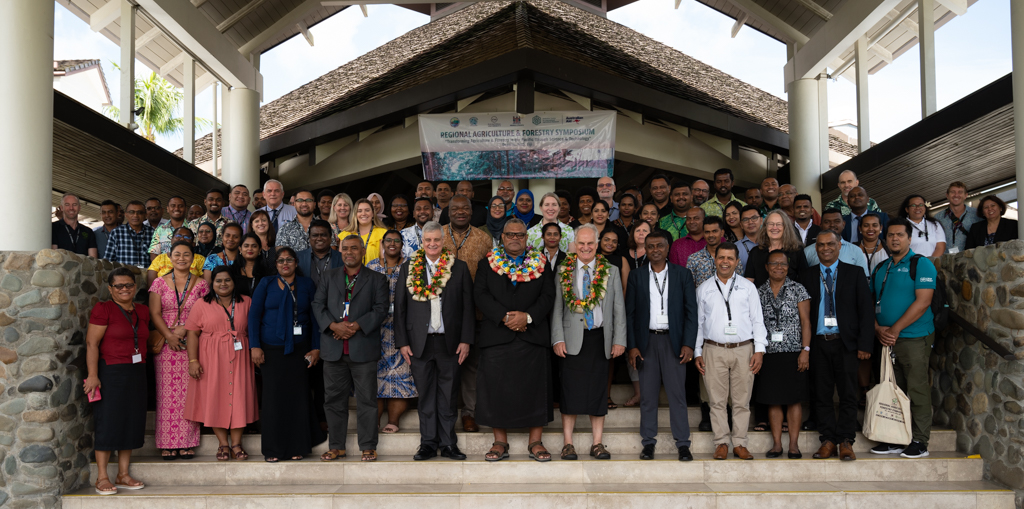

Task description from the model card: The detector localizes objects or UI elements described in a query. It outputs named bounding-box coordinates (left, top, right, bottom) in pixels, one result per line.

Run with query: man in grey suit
left=552, top=224, right=627, bottom=460
left=395, top=222, right=474, bottom=461
left=312, top=234, right=389, bottom=462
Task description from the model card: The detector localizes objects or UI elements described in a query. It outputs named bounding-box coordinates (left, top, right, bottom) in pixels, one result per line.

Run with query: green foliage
left=105, top=62, right=214, bottom=143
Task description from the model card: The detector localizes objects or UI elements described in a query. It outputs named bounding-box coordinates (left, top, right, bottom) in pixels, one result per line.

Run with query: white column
left=855, top=36, right=871, bottom=153
left=787, top=76, right=824, bottom=210
left=223, top=87, right=260, bottom=193
left=221, top=87, right=232, bottom=179
left=211, top=82, right=219, bottom=177
left=0, top=1, right=54, bottom=250
left=119, top=0, right=135, bottom=129
left=919, top=0, right=937, bottom=117
left=183, top=54, right=195, bottom=163
left=1011, top=0, right=1024, bottom=239
left=528, top=179, right=555, bottom=214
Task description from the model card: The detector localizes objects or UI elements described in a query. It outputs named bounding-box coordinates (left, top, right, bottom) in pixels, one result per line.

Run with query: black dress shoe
left=765, top=449, right=784, bottom=459
left=788, top=451, right=802, bottom=459
left=698, top=403, right=712, bottom=432
left=639, top=444, right=655, bottom=460
left=440, top=445, right=467, bottom=460
left=413, top=446, right=437, bottom=461
left=677, top=446, right=693, bottom=461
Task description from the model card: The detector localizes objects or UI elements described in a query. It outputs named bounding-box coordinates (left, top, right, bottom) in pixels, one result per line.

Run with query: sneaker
left=869, top=443, right=905, bottom=455
left=900, top=441, right=929, bottom=458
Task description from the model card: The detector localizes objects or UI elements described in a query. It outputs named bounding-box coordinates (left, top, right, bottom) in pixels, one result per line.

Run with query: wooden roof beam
left=731, top=13, right=748, bottom=38
left=217, top=0, right=267, bottom=33
left=794, top=0, right=833, bottom=21
left=935, top=0, right=966, bottom=16
left=89, top=1, right=120, bottom=32
left=786, top=0, right=902, bottom=83
left=724, top=0, right=809, bottom=46
left=239, top=0, right=325, bottom=56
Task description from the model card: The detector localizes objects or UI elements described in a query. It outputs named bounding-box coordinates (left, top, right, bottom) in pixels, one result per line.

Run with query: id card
left=293, top=325, right=303, bottom=335
left=824, top=317, right=838, bottom=327
left=875, top=304, right=881, bottom=314
left=724, top=323, right=738, bottom=335
left=389, top=303, right=394, bottom=315
left=233, top=341, right=243, bottom=351
left=771, top=332, right=784, bottom=342
left=948, top=247, right=960, bottom=255
left=657, top=313, right=669, bottom=325
left=343, top=302, right=350, bottom=319
left=131, top=353, right=142, bottom=364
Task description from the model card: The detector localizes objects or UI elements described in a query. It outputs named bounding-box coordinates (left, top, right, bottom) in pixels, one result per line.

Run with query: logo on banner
left=490, top=116, right=498, bottom=124
left=566, top=116, right=584, bottom=124
left=511, top=115, right=522, bottom=126
left=469, top=117, right=478, bottom=126
left=450, top=117, right=460, bottom=128
left=532, top=115, right=542, bottom=125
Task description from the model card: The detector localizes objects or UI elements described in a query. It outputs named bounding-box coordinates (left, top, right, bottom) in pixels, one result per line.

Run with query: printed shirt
left=658, top=211, right=688, bottom=241
left=824, top=196, right=881, bottom=217
left=148, top=253, right=207, bottom=278
left=276, top=218, right=313, bottom=252
left=148, top=221, right=189, bottom=255
left=700, top=194, right=746, bottom=218
left=936, top=206, right=982, bottom=254
left=442, top=224, right=492, bottom=281
left=186, top=214, right=230, bottom=247
left=757, top=278, right=810, bottom=354
left=526, top=221, right=575, bottom=253
left=401, top=224, right=423, bottom=260
left=687, top=248, right=743, bottom=288
left=104, top=224, right=155, bottom=267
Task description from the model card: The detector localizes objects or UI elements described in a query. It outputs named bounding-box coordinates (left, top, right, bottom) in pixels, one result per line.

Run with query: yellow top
left=147, top=253, right=207, bottom=277
left=338, top=227, right=386, bottom=266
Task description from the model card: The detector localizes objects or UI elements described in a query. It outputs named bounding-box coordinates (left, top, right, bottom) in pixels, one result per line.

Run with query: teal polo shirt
left=872, top=249, right=936, bottom=338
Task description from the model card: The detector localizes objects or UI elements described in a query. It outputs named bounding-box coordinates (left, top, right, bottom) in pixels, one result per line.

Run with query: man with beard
left=402, top=197, right=435, bottom=258
left=51, top=193, right=98, bottom=257
left=758, top=178, right=781, bottom=217
left=658, top=182, right=692, bottom=241
left=691, top=180, right=710, bottom=207
left=700, top=169, right=746, bottom=218
left=649, top=174, right=672, bottom=218
left=188, top=188, right=230, bottom=246
left=148, top=196, right=189, bottom=259
left=224, top=185, right=252, bottom=233
left=277, top=191, right=318, bottom=252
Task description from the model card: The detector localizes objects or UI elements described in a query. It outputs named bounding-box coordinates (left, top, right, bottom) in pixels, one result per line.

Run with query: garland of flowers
left=559, top=253, right=610, bottom=313
left=406, top=249, right=454, bottom=301
left=487, top=247, right=546, bottom=283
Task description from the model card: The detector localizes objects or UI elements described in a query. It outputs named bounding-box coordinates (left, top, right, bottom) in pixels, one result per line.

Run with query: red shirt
left=90, top=301, right=151, bottom=365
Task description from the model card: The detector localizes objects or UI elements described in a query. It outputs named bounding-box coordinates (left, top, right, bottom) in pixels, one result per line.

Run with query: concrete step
left=135, top=427, right=958, bottom=458
left=64, top=480, right=1015, bottom=509
left=87, top=452, right=985, bottom=487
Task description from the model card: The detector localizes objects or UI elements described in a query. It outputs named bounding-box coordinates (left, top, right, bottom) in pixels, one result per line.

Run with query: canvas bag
left=862, top=345, right=913, bottom=445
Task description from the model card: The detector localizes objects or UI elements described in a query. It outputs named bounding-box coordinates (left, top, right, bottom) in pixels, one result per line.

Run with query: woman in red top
left=84, top=268, right=149, bottom=495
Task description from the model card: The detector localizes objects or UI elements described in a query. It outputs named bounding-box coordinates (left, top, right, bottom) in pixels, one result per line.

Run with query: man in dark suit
left=312, top=234, right=389, bottom=462
left=843, top=187, right=889, bottom=243
left=297, top=219, right=345, bottom=432
left=800, top=230, right=874, bottom=461
left=626, top=229, right=699, bottom=461
left=394, top=222, right=474, bottom=461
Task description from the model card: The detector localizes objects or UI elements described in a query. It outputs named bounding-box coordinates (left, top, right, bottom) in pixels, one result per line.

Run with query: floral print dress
left=367, top=258, right=418, bottom=398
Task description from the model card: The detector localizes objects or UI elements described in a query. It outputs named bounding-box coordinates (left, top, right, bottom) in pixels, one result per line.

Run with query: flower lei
left=487, top=247, right=546, bottom=282
left=406, top=249, right=454, bottom=301
left=559, top=253, right=609, bottom=313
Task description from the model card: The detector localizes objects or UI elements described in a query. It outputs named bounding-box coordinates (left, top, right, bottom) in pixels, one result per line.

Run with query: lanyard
left=229, top=208, right=250, bottom=227
left=668, top=213, right=685, bottom=234
left=713, top=275, right=737, bottom=322
left=631, top=250, right=646, bottom=269
left=344, top=270, right=359, bottom=303
left=820, top=267, right=837, bottom=316
left=651, top=267, right=668, bottom=312
left=874, top=258, right=897, bottom=305
left=312, top=252, right=330, bottom=281
left=946, top=209, right=969, bottom=242
left=767, top=283, right=787, bottom=329
left=447, top=225, right=470, bottom=257
left=220, top=250, right=237, bottom=266
left=860, top=241, right=881, bottom=258
left=115, top=304, right=140, bottom=353
left=910, top=220, right=929, bottom=242
left=62, top=221, right=79, bottom=250
left=280, top=276, right=299, bottom=325
left=172, top=271, right=192, bottom=320
left=219, top=298, right=235, bottom=331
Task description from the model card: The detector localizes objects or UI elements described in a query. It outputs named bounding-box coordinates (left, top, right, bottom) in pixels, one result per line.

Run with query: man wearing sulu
left=551, top=224, right=627, bottom=460
left=394, top=222, right=474, bottom=461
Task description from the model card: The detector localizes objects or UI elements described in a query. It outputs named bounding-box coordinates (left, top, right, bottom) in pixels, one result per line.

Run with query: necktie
left=270, top=209, right=280, bottom=229
left=583, top=266, right=594, bottom=330
left=824, top=267, right=835, bottom=320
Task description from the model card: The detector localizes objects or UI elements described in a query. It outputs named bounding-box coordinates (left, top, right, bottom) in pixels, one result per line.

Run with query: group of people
left=70, top=170, right=1012, bottom=495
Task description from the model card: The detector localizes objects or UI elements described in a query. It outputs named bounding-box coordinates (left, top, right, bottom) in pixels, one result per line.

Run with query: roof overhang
left=821, top=73, right=1013, bottom=213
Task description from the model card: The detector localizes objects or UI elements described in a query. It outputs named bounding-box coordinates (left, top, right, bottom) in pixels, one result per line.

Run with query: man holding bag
left=869, top=218, right=936, bottom=459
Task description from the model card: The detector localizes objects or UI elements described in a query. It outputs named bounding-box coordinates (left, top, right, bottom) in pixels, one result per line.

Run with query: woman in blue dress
left=366, top=229, right=418, bottom=433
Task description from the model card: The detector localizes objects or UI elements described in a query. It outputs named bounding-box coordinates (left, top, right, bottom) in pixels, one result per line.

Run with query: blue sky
left=54, top=0, right=1011, bottom=152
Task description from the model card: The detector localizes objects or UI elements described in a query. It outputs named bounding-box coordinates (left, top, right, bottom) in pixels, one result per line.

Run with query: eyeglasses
left=276, top=257, right=296, bottom=264
left=597, top=183, right=614, bottom=188
left=294, top=198, right=315, bottom=204
left=173, top=234, right=194, bottom=240
left=126, top=210, right=145, bottom=216
left=907, top=204, right=927, bottom=209
left=503, top=232, right=527, bottom=239
left=382, top=238, right=403, bottom=244
left=498, top=186, right=514, bottom=192
left=741, top=217, right=760, bottom=223
left=111, top=283, right=136, bottom=290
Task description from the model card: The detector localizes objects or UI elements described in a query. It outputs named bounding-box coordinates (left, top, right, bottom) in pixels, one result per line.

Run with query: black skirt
left=93, top=360, right=147, bottom=451
left=477, top=338, right=553, bottom=429
left=559, top=328, right=609, bottom=417
left=754, top=351, right=809, bottom=406
left=260, top=341, right=327, bottom=459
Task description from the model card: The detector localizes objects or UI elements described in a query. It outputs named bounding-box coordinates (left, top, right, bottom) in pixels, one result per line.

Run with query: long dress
left=183, top=297, right=259, bottom=428
left=151, top=276, right=209, bottom=450
left=367, top=258, right=418, bottom=399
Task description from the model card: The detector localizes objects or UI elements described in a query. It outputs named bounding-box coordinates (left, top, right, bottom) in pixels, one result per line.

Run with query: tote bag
left=862, top=345, right=913, bottom=445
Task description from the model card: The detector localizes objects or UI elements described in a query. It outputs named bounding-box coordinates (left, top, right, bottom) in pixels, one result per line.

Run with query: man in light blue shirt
left=817, top=258, right=840, bottom=336
left=736, top=205, right=761, bottom=269
left=804, top=209, right=868, bottom=277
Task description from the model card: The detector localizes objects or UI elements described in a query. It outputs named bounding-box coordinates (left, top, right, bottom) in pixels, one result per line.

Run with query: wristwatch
left=526, top=313, right=533, bottom=325
left=803, top=346, right=811, bottom=352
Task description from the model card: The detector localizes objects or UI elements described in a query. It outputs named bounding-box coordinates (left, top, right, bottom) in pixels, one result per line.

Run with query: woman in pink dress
left=184, top=265, right=259, bottom=460
left=149, top=241, right=208, bottom=460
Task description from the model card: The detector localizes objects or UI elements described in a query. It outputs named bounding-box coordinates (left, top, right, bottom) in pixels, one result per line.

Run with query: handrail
left=949, top=311, right=1016, bottom=361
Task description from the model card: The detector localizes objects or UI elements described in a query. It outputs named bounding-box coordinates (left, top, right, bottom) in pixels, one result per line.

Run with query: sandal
left=624, top=394, right=641, bottom=407
left=320, top=449, right=346, bottom=461
left=590, top=443, right=611, bottom=460
left=782, top=421, right=789, bottom=433
left=161, top=449, right=178, bottom=461
left=485, top=441, right=509, bottom=462
left=753, top=422, right=768, bottom=432
left=94, top=478, right=117, bottom=495
left=290, top=455, right=303, bottom=461
left=216, top=446, right=231, bottom=461
left=528, top=441, right=551, bottom=462
left=361, top=450, right=377, bottom=462
left=265, top=457, right=279, bottom=463
left=607, top=397, right=618, bottom=410
left=231, top=444, right=249, bottom=461
left=381, top=423, right=400, bottom=434
left=179, top=449, right=195, bottom=460
left=560, top=444, right=578, bottom=460
left=114, top=473, right=145, bottom=490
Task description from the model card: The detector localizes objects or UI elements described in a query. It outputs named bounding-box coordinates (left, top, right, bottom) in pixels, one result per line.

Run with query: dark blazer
left=842, top=211, right=889, bottom=243
left=625, top=263, right=698, bottom=356
left=800, top=224, right=822, bottom=246
left=546, top=249, right=568, bottom=272
left=394, top=258, right=475, bottom=357
left=312, top=266, right=389, bottom=363
left=965, top=218, right=1019, bottom=250
left=473, top=257, right=556, bottom=349
left=248, top=275, right=319, bottom=353
left=296, top=249, right=344, bottom=283
left=799, top=261, right=874, bottom=353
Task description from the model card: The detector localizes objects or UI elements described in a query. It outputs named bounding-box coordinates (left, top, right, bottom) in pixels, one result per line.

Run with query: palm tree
left=105, top=63, right=213, bottom=143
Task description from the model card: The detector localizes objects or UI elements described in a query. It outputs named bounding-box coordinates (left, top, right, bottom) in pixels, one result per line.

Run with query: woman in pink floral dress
left=149, top=241, right=209, bottom=459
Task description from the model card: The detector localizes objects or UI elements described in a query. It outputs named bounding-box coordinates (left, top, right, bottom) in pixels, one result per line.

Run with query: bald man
left=824, top=170, right=881, bottom=217
left=597, top=176, right=620, bottom=221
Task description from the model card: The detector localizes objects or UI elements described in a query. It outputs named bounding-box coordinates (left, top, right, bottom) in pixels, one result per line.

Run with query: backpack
left=870, top=254, right=948, bottom=331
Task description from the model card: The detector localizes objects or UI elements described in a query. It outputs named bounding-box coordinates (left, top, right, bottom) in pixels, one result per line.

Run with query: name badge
left=724, top=323, right=738, bottom=335
left=824, top=317, right=838, bottom=327
left=343, top=302, right=350, bottom=319
left=131, top=353, right=142, bottom=364
left=947, top=247, right=960, bottom=255
left=771, top=332, right=784, bottom=342
left=233, top=341, right=243, bottom=351
left=875, top=304, right=881, bottom=314
left=657, top=313, right=669, bottom=325
left=389, top=303, right=394, bottom=315
left=293, top=325, right=303, bottom=335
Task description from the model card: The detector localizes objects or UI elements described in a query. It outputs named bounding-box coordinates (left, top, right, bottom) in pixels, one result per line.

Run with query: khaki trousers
left=702, top=341, right=755, bottom=447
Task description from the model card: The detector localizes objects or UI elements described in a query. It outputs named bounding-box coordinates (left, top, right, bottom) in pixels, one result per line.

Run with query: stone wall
left=0, top=250, right=144, bottom=508
left=935, top=240, right=1024, bottom=507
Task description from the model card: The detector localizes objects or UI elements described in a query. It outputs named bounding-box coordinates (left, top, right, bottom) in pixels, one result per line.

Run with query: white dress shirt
left=694, top=272, right=768, bottom=357
left=648, top=264, right=669, bottom=330
left=907, top=217, right=946, bottom=257
left=577, top=258, right=603, bottom=328
left=794, top=220, right=813, bottom=244
left=425, top=256, right=445, bottom=334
